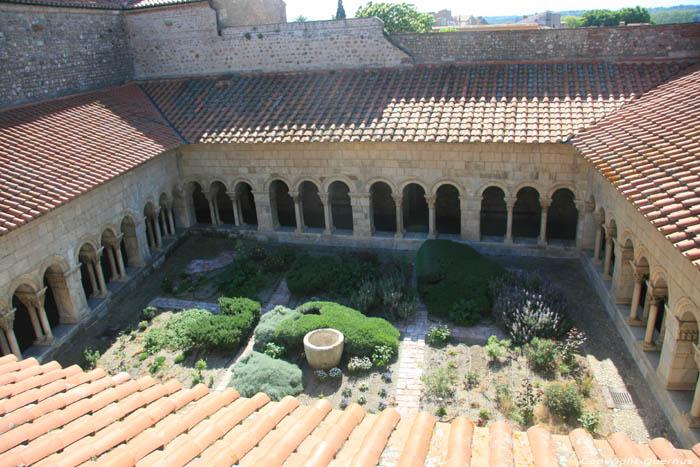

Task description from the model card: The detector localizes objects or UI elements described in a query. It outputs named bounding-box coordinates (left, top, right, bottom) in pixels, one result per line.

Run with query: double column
left=80, top=248, right=109, bottom=299
left=226, top=191, right=242, bottom=227
left=290, top=191, right=304, bottom=233
left=627, top=264, right=648, bottom=325
left=643, top=288, right=667, bottom=351
left=392, top=194, right=404, bottom=239
left=602, top=224, right=616, bottom=280
left=0, top=307, right=22, bottom=357
left=145, top=213, right=163, bottom=249
left=504, top=197, right=516, bottom=244
left=319, top=193, right=333, bottom=235
left=592, top=213, right=605, bottom=264
left=160, top=203, right=176, bottom=236
left=537, top=198, right=552, bottom=246
left=16, top=288, right=54, bottom=345
left=204, top=192, right=220, bottom=226
left=104, top=234, right=128, bottom=282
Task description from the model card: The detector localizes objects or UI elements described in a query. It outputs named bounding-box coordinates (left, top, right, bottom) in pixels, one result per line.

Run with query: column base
left=34, top=337, right=54, bottom=346
left=504, top=238, right=513, bottom=245
left=537, top=240, right=547, bottom=247
left=627, top=318, right=645, bottom=327
left=427, top=232, right=436, bottom=239
left=394, top=231, right=404, bottom=239
left=642, top=342, right=659, bottom=352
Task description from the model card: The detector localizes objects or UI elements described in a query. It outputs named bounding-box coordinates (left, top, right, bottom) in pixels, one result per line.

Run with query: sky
left=284, top=0, right=696, bottom=20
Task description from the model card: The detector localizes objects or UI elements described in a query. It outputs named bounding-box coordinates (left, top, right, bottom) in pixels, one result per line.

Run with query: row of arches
left=188, top=178, right=580, bottom=243
left=2, top=195, right=180, bottom=358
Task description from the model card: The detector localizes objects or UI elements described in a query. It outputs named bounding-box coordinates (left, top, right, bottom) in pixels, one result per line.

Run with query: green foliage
left=465, top=371, right=480, bottom=390
left=174, top=353, right=186, bottom=364
left=138, top=352, right=149, bottom=361
left=350, top=271, right=416, bottom=320
left=253, top=305, right=302, bottom=352
left=294, top=15, right=308, bottom=22
left=82, top=346, right=100, bottom=370
left=515, top=378, right=542, bottom=426
left=485, top=335, right=511, bottom=362
left=438, top=26, right=458, bottom=32
left=161, top=277, right=174, bottom=294
left=575, top=371, right=595, bottom=398
left=421, top=366, right=457, bottom=399
left=371, top=345, right=393, bottom=369
left=562, top=15, right=582, bottom=27
left=416, top=240, right=503, bottom=322
left=149, top=356, right=166, bottom=374
left=436, top=406, right=447, bottom=417
left=275, top=301, right=400, bottom=358
left=219, top=296, right=261, bottom=316
left=342, top=387, right=352, bottom=397
left=544, top=383, right=583, bottom=421
left=355, top=2, right=434, bottom=34
left=357, top=395, right=367, bottom=405
left=336, top=0, right=346, bottom=19
left=229, top=351, right=303, bottom=401
left=495, top=382, right=513, bottom=411
left=286, top=253, right=379, bottom=298
left=525, top=338, right=559, bottom=374
left=560, top=327, right=587, bottom=364
left=141, top=306, right=157, bottom=322
left=582, top=9, right=620, bottom=26
left=651, top=8, right=698, bottom=24
left=618, top=6, right=651, bottom=24
left=262, top=246, right=296, bottom=272
left=348, top=356, right=373, bottom=372
left=478, top=409, right=490, bottom=421
left=578, top=412, right=601, bottom=434
left=195, top=359, right=207, bottom=372
left=426, top=325, right=450, bottom=346
left=264, top=342, right=285, bottom=359
left=218, top=257, right=269, bottom=299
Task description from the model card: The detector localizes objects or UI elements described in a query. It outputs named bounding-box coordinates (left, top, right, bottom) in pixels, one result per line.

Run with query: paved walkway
left=148, top=297, right=219, bottom=313
left=394, top=307, right=429, bottom=415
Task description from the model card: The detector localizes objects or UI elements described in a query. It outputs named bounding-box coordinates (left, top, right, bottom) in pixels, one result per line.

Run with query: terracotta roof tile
left=572, top=64, right=700, bottom=271
left=0, top=0, right=204, bottom=10
left=0, top=84, right=182, bottom=236
left=141, top=61, right=687, bottom=147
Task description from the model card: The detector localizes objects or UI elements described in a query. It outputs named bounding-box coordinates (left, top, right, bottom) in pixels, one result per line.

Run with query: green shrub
left=544, top=382, right=583, bottom=421
left=421, top=366, right=457, bottom=399
left=578, top=411, right=600, bottom=434
left=218, top=257, right=269, bottom=299
left=253, top=305, right=302, bottom=351
left=485, top=335, right=511, bottom=362
left=149, top=356, right=166, bottom=374
left=426, top=325, right=450, bottom=346
left=371, top=345, right=393, bottom=369
left=416, top=240, right=503, bottom=321
left=82, top=347, right=100, bottom=370
left=275, top=301, right=399, bottom=358
left=263, top=246, right=296, bottom=272
left=141, top=306, right=157, bottom=322
left=174, top=353, right=186, bottom=364
left=286, top=254, right=379, bottom=297
left=465, top=371, right=479, bottom=389
left=219, top=296, right=261, bottom=316
left=138, top=352, right=149, bottom=361
left=525, top=338, right=559, bottom=374
left=229, top=351, right=303, bottom=401
left=264, top=342, right=285, bottom=359
left=478, top=409, right=490, bottom=421
left=350, top=274, right=417, bottom=320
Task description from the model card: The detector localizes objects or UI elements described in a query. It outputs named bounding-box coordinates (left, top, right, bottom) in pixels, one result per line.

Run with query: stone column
left=0, top=308, right=21, bottom=358
left=252, top=191, right=274, bottom=231
left=106, top=235, right=127, bottom=281
left=84, top=261, right=99, bottom=297
left=505, top=197, right=516, bottom=244
left=320, top=193, right=333, bottom=235
left=628, top=270, right=646, bottom=325
left=105, top=246, right=118, bottom=282
left=152, top=213, right=163, bottom=248
left=688, top=344, right=700, bottom=426
left=459, top=195, right=480, bottom=242
left=167, top=205, right=176, bottom=235
left=537, top=198, right=551, bottom=246
left=159, top=209, right=168, bottom=237
left=392, top=195, right=404, bottom=239
left=226, top=191, right=241, bottom=227
left=643, top=295, right=664, bottom=350
left=16, top=291, right=47, bottom=343
left=351, top=193, right=372, bottom=237
left=0, top=332, right=9, bottom=357
left=34, top=288, right=53, bottom=341
left=173, top=184, right=194, bottom=229
left=291, top=192, right=304, bottom=233
left=83, top=247, right=108, bottom=298
left=205, top=193, right=218, bottom=226
left=602, top=235, right=614, bottom=280
left=426, top=195, right=436, bottom=239
left=65, top=265, right=89, bottom=320
left=576, top=201, right=587, bottom=250
left=593, top=222, right=603, bottom=264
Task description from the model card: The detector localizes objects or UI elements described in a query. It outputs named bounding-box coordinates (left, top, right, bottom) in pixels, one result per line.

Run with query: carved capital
left=505, top=197, right=517, bottom=209
left=0, top=308, right=15, bottom=332
left=677, top=317, right=699, bottom=342
left=424, top=195, right=436, bottom=207
left=391, top=194, right=403, bottom=205
left=15, top=287, right=46, bottom=310
left=585, top=200, right=595, bottom=213
left=540, top=198, right=552, bottom=209
left=604, top=224, right=616, bottom=238
left=172, top=184, right=184, bottom=199
left=318, top=193, right=330, bottom=205
left=225, top=191, right=237, bottom=202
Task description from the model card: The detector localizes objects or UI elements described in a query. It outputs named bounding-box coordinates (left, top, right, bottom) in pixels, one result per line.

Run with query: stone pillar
left=602, top=235, right=613, bottom=280
left=505, top=197, right=516, bottom=244
left=643, top=295, right=664, bottom=350
left=111, top=235, right=127, bottom=281
left=173, top=184, right=194, bottom=229
left=152, top=213, right=163, bottom=248
left=611, top=240, right=634, bottom=304
left=426, top=195, right=436, bottom=239
left=459, top=195, right=480, bottom=242
left=105, top=246, right=118, bottom=282
left=85, top=262, right=99, bottom=297
left=576, top=201, right=587, bottom=250
left=538, top=198, right=551, bottom=246
left=320, top=193, right=333, bottom=235
left=657, top=315, right=699, bottom=390
left=593, top=223, right=603, bottom=264
left=84, top=247, right=109, bottom=298
left=291, top=192, right=304, bottom=233
left=45, top=267, right=81, bottom=323
left=392, top=195, right=404, bottom=239
left=0, top=308, right=21, bottom=358
left=144, top=216, right=155, bottom=250
left=628, top=270, right=647, bottom=325
left=0, top=332, right=9, bottom=356
left=159, top=209, right=168, bottom=237
left=252, top=191, right=274, bottom=231
left=205, top=194, right=218, bottom=226
left=167, top=206, right=176, bottom=235
left=34, top=288, right=53, bottom=341
left=226, top=191, right=241, bottom=227
left=16, top=290, right=51, bottom=343
left=351, top=193, right=372, bottom=237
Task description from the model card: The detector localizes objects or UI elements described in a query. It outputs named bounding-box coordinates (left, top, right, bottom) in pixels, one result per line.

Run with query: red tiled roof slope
left=0, top=0, right=203, bottom=10
left=572, top=64, right=700, bottom=267
left=0, top=84, right=183, bottom=236
left=141, top=61, right=689, bottom=145
left=1, top=354, right=699, bottom=466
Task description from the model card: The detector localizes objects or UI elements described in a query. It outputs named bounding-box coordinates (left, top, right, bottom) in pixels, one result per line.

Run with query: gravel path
left=394, top=306, right=430, bottom=415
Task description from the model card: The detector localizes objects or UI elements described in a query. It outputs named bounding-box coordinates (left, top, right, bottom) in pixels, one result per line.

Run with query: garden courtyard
left=53, top=235, right=678, bottom=444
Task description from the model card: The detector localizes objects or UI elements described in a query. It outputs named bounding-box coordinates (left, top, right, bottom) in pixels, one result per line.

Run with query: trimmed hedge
left=253, top=305, right=302, bottom=352
left=416, top=240, right=504, bottom=321
left=219, top=296, right=261, bottom=316
left=286, top=253, right=379, bottom=297
left=229, top=351, right=303, bottom=401
left=274, top=301, right=400, bottom=358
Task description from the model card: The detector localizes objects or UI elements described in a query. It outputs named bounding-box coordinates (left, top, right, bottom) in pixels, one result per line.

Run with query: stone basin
left=303, top=328, right=344, bottom=370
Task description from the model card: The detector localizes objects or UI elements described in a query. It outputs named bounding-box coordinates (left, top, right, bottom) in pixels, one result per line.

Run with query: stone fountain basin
left=303, top=328, right=344, bottom=370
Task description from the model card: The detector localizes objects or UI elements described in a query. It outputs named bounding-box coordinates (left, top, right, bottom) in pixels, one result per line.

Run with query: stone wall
left=391, top=23, right=700, bottom=63
left=124, top=6, right=412, bottom=79
left=0, top=3, right=132, bottom=109
left=212, top=0, right=286, bottom=28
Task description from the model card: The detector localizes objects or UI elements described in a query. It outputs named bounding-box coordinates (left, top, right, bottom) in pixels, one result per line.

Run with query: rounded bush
left=544, top=382, right=583, bottom=421
left=219, top=296, right=261, bottom=317
left=253, top=305, right=301, bottom=351
left=229, top=351, right=303, bottom=401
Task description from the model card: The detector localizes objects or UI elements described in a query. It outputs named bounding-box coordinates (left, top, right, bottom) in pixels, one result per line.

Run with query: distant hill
left=483, top=5, right=699, bottom=24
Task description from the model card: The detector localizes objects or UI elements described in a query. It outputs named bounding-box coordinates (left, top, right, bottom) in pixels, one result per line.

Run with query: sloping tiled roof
left=572, top=64, right=700, bottom=267
left=0, top=0, right=204, bottom=10
left=0, top=84, right=183, bottom=236
left=0, top=354, right=698, bottom=466
left=141, top=61, right=689, bottom=145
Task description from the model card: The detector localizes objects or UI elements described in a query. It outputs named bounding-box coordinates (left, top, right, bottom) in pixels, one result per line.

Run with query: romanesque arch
left=11, top=282, right=54, bottom=354
left=546, top=188, right=578, bottom=242
left=643, top=271, right=669, bottom=352
left=512, top=186, right=541, bottom=240
left=100, top=228, right=125, bottom=286
left=42, top=261, right=77, bottom=326
left=435, top=184, right=460, bottom=235
left=211, top=181, right=234, bottom=225
left=235, top=181, right=258, bottom=226
left=328, top=180, right=353, bottom=231
left=480, top=186, right=507, bottom=239
left=370, top=181, right=396, bottom=234
left=78, top=242, right=107, bottom=302
left=120, top=215, right=142, bottom=268
left=401, top=183, right=428, bottom=234
left=143, top=202, right=161, bottom=251
left=269, top=179, right=295, bottom=229
left=299, top=180, right=324, bottom=230
left=189, top=181, right=212, bottom=224
left=159, top=192, right=177, bottom=236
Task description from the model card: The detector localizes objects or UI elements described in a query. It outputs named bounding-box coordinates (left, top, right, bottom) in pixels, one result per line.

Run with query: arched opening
left=270, top=180, right=295, bottom=229
left=637, top=256, right=650, bottom=319
left=11, top=288, right=39, bottom=353
left=299, top=181, right=324, bottom=230
left=236, top=182, right=258, bottom=226
left=512, top=187, right=541, bottom=239
left=480, top=186, right=507, bottom=239
left=159, top=193, right=174, bottom=236
left=402, top=183, right=428, bottom=234
left=596, top=208, right=607, bottom=262
left=607, top=220, right=618, bottom=279
left=370, top=182, right=396, bottom=233
left=43, top=266, right=65, bottom=328
left=615, top=238, right=635, bottom=304
left=143, top=203, right=160, bottom=251
left=212, top=181, right=234, bottom=224
left=547, top=188, right=578, bottom=242
left=120, top=216, right=140, bottom=268
left=329, top=181, right=353, bottom=231
left=644, top=275, right=668, bottom=352
left=190, top=182, right=211, bottom=224
left=435, top=184, right=460, bottom=235
left=79, top=242, right=101, bottom=300
left=100, top=229, right=120, bottom=285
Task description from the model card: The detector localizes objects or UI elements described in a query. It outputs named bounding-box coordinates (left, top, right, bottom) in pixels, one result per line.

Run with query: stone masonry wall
left=212, top=0, right=286, bottom=28
left=391, top=23, right=700, bottom=63
left=0, top=3, right=132, bottom=109
left=124, top=5, right=412, bottom=79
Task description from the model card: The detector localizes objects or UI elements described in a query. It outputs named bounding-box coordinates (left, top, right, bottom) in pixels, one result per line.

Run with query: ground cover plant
left=229, top=351, right=303, bottom=400
left=416, top=240, right=504, bottom=325
left=286, top=251, right=380, bottom=297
